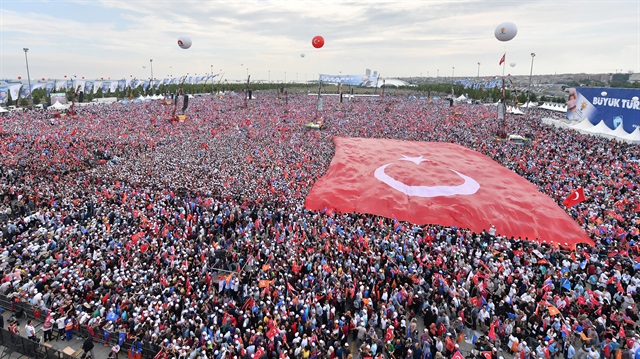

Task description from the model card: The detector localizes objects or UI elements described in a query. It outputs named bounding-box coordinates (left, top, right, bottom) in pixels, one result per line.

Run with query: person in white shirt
left=56, top=315, right=66, bottom=341
left=25, top=320, right=37, bottom=341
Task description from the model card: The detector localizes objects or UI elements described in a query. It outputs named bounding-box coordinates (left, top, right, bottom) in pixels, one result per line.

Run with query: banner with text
left=567, top=87, right=640, bottom=133
left=319, top=74, right=378, bottom=87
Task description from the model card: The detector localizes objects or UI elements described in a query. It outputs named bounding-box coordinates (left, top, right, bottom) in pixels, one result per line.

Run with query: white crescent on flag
left=374, top=155, right=480, bottom=197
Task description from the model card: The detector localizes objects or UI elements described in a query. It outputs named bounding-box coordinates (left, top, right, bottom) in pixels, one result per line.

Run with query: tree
left=517, top=93, right=527, bottom=104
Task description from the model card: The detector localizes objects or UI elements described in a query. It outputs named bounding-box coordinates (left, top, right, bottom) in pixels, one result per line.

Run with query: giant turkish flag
left=305, top=137, right=593, bottom=247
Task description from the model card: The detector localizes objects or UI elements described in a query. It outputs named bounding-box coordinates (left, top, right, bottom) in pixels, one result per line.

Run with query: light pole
left=23, top=48, right=32, bottom=104
left=527, top=53, right=536, bottom=107
left=268, top=70, right=271, bottom=83
left=150, top=59, right=153, bottom=80
left=477, top=62, right=481, bottom=81
left=210, top=65, right=214, bottom=94
left=452, top=67, right=455, bottom=87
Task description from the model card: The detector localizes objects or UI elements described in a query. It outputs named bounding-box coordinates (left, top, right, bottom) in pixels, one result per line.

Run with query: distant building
left=629, top=73, right=640, bottom=83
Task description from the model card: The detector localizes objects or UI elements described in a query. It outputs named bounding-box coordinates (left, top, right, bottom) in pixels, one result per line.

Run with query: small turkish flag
left=563, top=187, right=586, bottom=208
left=499, top=53, right=506, bottom=65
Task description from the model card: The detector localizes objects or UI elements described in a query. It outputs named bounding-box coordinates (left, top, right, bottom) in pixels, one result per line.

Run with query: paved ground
left=0, top=309, right=115, bottom=359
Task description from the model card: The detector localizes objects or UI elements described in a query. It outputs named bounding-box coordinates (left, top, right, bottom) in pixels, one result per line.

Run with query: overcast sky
left=1, top=0, right=639, bottom=82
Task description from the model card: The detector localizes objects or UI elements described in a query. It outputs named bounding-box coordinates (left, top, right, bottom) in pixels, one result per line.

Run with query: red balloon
left=312, top=35, right=324, bottom=49
left=64, top=75, right=67, bottom=78
left=17, top=76, right=21, bottom=80
left=82, top=76, right=85, bottom=79
left=41, top=77, right=45, bottom=81
left=101, top=77, right=104, bottom=80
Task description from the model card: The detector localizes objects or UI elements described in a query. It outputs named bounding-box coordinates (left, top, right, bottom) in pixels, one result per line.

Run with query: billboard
left=0, top=86, right=8, bottom=104
left=50, top=93, right=68, bottom=104
left=319, top=74, right=378, bottom=87
left=567, top=87, right=640, bottom=133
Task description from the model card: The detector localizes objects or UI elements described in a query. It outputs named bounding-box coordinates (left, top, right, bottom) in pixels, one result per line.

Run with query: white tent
left=541, top=117, right=571, bottom=129
left=455, top=94, right=467, bottom=101
left=507, top=106, right=524, bottom=115
left=538, top=102, right=568, bottom=113
left=620, top=127, right=640, bottom=144
left=521, top=101, right=538, bottom=108
left=50, top=101, right=69, bottom=110
left=611, top=125, right=630, bottom=142
left=583, top=120, right=616, bottom=138
left=570, top=118, right=594, bottom=132
left=0, top=107, right=8, bottom=113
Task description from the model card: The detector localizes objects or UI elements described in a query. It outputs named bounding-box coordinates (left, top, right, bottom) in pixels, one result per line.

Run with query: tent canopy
left=621, top=127, right=640, bottom=144
left=49, top=101, right=69, bottom=110
left=570, top=118, right=594, bottom=131
left=583, top=120, right=616, bottom=138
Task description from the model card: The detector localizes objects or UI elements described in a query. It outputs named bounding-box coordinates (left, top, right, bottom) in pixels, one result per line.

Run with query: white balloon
left=632, top=96, right=639, bottom=102
left=300, top=53, right=305, bottom=58
left=509, top=62, right=516, bottom=67
left=177, top=36, right=192, bottom=49
left=494, top=22, right=518, bottom=42
left=601, top=91, right=607, bottom=96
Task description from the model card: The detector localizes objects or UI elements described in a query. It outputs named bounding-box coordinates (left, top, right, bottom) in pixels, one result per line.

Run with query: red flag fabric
left=242, top=297, right=255, bottom=311
left=452, top=351, right=465, bottom=359
left=563, top=187, right=586, bottom=208
left=488, top=324, right=497, bottom=341
left=499, top=53, right=506, bottom=65
left=266, top=327, right=278, bottom=340
left=385, top=327, right=394, bottom=342
left=619, top=326, right=626, bottom=338
left=305, top=138, right=593, bottom=247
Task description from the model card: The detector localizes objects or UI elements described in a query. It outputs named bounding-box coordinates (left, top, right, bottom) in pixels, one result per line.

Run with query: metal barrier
left=0, top=293, right=158, bottom=358
left=0, top=328, right=77, bottom=359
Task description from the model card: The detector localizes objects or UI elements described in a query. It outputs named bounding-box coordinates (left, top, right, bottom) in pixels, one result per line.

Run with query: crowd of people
left=0, top=91, right=638, bottom=359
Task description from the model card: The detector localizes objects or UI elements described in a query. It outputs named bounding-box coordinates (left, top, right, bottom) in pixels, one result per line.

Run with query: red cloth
left=305, top=138, right=592, bottom=248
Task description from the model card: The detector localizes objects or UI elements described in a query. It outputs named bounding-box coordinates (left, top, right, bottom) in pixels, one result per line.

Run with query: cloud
left=1, top=0, right=638, bottom=80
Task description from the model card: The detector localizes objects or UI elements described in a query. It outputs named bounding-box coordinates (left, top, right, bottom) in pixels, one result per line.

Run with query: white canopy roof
left=541, top=117, right=572, bottom=129
left=611, top=124, right=630, bottom=141
left=583, top=120, right=616, bottom=138
left=538, top=102, right=567, bottom=113
left=620, top=127, right=640, bottom=144
left=50, top=101, right=69, bottom=110
left=570, top=118, right=594, bottom=132
left=507, top=106, right=524, bottom=115
left=0, top=107, right=8, bottom=113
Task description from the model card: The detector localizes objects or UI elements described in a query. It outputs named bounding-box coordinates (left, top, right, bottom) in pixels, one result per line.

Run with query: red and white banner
left=305, top=137, right=592, bottom=247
